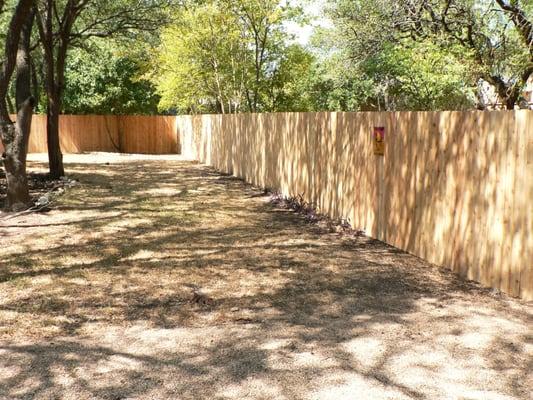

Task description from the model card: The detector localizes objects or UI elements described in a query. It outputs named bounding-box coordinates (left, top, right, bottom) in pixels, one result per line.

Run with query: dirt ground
left=0, top=153, right=531, bottom=400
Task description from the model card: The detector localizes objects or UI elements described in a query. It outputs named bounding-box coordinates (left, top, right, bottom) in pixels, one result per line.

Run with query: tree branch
left=495, top=0, right=533, bottom=52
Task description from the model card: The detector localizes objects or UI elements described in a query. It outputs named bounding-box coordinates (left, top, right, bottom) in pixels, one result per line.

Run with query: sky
left=285, top=0, right=333, bottom=46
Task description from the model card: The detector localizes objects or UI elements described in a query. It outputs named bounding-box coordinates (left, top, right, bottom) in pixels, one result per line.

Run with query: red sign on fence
left=373, top=127, right=385, bottom=156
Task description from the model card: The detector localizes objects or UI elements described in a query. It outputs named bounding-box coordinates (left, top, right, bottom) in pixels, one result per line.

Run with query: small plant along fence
left=0, top=111, right=531, bottom=300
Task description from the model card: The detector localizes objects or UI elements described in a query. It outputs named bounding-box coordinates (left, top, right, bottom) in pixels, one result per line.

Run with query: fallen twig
left=0, top=195, right=55, bottom=222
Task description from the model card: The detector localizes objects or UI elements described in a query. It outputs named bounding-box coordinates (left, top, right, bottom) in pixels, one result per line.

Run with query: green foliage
left=361, top=40, right=476, bottom=111
left=62, top=41, right=159, bottom=115
left=304, top=35, right=475, bottom=111
left=322, top=0, right=533, bottom=109
left=6, top=0, right=526, bottom=115
left=29, top=0, right=174, bottom=116
left=147, top=2, right=246, bottom=113
left=303, top=54, right=368, bottom=111
left=147, top=0, right=315, bottom=114
left=264, top=44, right=315, bottom=111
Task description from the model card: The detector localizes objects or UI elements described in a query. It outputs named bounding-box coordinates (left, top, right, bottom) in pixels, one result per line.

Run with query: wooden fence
left=0, top=115, right=180, bottom=154
left=178, top=111, right=533, bottom=301
left=0, top=111, right=531, bottom=299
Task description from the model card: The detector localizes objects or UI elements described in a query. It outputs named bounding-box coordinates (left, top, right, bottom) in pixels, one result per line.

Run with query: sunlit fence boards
left=179, top=111, right=533, bottom=300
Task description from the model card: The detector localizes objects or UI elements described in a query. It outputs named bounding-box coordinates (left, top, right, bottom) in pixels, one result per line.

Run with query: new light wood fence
left=177, top=111, right=533, bottom=300
left=0, top=115, right=180, bottom=154
left=1, top=111, right=531, bottom=300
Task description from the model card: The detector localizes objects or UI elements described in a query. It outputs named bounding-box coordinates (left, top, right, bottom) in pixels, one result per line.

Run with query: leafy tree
left=148, top=0, right=314, bottom=114
left=63, top=41, right=159, bottom=115
left=359, top=40, right=475, bottom=110
left=35, top=0, right=173, bottom=178
left=228, top=0, right=304, bottom=112
left=326, top=0, right=533, bottom=109
left=265, top=43, right=315, bottom=111
left=306, top=19, right=475, bottom=111
left=148, top=2, right=248, bottom=114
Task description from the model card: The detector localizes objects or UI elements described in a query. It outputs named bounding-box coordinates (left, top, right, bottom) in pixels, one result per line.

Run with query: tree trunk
left=505, top=98, right=516, bottom=110
left=36, top=0, right=65, bottom=179
left=3, top=99, right=33, bottom=210
left=30, top=57, right=40, bottom=109
left=2, top=8, right=34, bottom=211
left=46, top=92, right=64, bottom=178
left=47, top=28, right=70, bottom=179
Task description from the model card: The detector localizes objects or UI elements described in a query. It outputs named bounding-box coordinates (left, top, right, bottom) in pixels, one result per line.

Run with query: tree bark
left=36, top=0, right=65, bottom=178
left=0, top=0, right=33, bottom=121
left=4, top=10, right=34, bottom=210
left=6, top=89, right=16, bottom=114
left=4, top=98, right=34, bottom=210
left=46, top=93, right=64, bottom=178
left=30, top=57, right=40, bottom=109
left=0, top=0, right=34, bottom=211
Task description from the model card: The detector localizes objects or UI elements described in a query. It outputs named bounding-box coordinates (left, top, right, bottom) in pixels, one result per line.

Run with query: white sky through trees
left=285, top=0, right=332, bottom=45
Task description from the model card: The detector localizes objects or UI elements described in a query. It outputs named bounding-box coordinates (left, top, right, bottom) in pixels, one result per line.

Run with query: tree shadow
left=0, top=156, right=531, bottom=399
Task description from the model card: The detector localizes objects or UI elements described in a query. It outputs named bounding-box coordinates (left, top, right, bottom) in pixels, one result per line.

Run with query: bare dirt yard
left=0, top=153, right=531, bottom=400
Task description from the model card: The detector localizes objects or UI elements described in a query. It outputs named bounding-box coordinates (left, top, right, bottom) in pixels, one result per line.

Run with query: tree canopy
left=63, top=40, right=159, bottom=115
left=146, top=0, right=315, bottom=114
left=2, top=0, right=532, bottom=117
left=323, top=0, right=533, bottom=110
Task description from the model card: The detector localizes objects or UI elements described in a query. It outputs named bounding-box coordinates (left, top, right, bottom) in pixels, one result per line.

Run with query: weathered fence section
left=178, top=111, right=533, bottom=300
left=1, top=115, right=180, bottom=154
left=120, top=115, right=179, bottom=154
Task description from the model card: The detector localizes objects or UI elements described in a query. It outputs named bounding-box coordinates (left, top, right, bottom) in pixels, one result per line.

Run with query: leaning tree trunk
left=3, top=99, right=33, bottom=210
left=1, top=8, right=34, bottom=211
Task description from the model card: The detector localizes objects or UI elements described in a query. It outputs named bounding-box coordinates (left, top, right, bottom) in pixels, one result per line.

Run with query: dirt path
left=0, top=154, right=531, bottom=400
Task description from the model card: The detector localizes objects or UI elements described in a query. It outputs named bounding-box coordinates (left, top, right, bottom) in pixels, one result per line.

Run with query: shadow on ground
left=0, top=154, right=531, bottom=400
